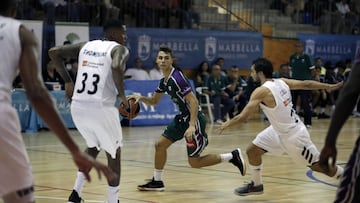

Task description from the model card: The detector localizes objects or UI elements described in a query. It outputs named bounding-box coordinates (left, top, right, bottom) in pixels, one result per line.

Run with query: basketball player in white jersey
left=0, top=1, right=117, bottom=203
left=219, top=58, right=344, bottom=196
left=49, top=20, right=129, bottom=203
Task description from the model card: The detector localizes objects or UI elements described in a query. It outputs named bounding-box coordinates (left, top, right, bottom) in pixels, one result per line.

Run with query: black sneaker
left=234, top=181, right=264, bottom=196
left=229, top=148, right=246, bottom=176
left=137, top=178, right=165, bottom=191
left=68, top=189, right=83, bottom=203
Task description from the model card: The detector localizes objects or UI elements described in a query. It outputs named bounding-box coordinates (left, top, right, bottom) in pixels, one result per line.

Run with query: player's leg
left=187, top=113, right=246, bottom=175
left=0, top=105, right=34, bottom=202
left=283, top=126, right=343, bottom=178
left=334, top=136, right=360, bottom=203
left=105, top=147, right=121, bottom=203
left=235, top=126, right=283, bottom=196
left=68, top=105, right=101, bottom=203
left=137, top=135, right=172, bottom=191
left=3, top=186, right=34, bottom=203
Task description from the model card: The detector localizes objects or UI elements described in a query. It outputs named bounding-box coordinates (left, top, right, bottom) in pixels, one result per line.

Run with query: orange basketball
left=118, top=98, right=140, bottom=119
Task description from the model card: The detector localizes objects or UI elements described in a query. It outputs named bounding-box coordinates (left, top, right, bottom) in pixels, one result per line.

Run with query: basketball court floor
left=2, top=117, right=359, bottom=203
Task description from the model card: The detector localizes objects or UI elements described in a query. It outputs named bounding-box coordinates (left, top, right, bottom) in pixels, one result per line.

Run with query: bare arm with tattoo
left=48, top=42, right=86, bottom=99
left=111, top=45, right=129, bottom=108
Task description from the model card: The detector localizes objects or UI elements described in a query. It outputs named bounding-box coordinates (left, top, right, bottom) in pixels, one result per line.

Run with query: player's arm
left=48, top=42, right=85, bottom=99
left=219, top=86, right=266, bottom=133
left=136, top=91, right=165, bottom=106
left=325, top=63, right=360, bottom=146
left=19, top=26, right=116, bottom=182
left=48, top=42, right=85, bottom=83
left=111, top=45, right=129, bottom=108
left=281, top=78, right=343, bottom=91
left=184, top=92, right=199, bottom=127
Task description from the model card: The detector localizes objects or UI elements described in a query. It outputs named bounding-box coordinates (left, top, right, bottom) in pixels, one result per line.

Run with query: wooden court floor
left=4, top=117, right=359, bottom=203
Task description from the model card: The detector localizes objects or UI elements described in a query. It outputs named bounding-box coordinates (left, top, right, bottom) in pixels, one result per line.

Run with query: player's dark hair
left=103, top=19, right=125, bottom=32
left=159, top=46, right=174, bottom=57
left=0, top=0, right=16, bottom=13
left=252, top=58, right=273, bottom=79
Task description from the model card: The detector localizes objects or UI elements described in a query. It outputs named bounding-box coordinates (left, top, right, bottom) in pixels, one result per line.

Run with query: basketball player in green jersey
left=130, top=46, right=246, bottom=191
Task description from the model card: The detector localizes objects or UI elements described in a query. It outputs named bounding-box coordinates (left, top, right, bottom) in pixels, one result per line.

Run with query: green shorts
left=163, top=111, right=208, bottom=157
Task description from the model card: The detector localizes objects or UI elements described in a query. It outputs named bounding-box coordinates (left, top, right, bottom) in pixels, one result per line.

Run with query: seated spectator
left=149, top=62, right=163, bottom=80
left=195, top=61, right=210, bottom=87
left=203, top=64, right=235, bottom=124
left=39, top=0, right=80, bottom=24
left=333, top=0, right=357, bottom=34
left=344, top=59, right=352, bottom=81
left=178, top=0, right=201, bottom=29
left=225, top=66, right=248, bottom=118
left=42, top=61, right=64, bottom=90
left=125, top=58, right=150, bottom=80
left=273, top=63, right=291, bottom=78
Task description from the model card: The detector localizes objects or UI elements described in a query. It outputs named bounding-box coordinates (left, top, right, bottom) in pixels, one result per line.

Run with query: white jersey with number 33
left=72, top=40, right=120, bottom=105
left=260, top=79, right=302, bottom=135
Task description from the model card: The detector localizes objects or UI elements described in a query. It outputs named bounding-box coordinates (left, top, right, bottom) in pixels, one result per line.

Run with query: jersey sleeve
left=174, top=71, right=192, bottom=97
left=155, top=78, right=166, bottom=93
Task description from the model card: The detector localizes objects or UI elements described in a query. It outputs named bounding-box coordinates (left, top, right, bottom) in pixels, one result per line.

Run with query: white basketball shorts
left=0, top=103, right=33, bottom=196
left=253, top=125, right=320, bottom=166
left=71, top=102, right=123, bottom=159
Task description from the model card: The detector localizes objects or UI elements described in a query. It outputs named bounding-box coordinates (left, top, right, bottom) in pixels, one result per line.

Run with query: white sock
left=334, top=165, right=344, bottom=179
left=154, top=169, right=163, bottom=181
left=220, top=153, right=233, bottom=162
left=73, top=171, right=86, bottom=196
left=107, top=186, right=119, bottom=203
left=249, top=164, right=263, bottom=186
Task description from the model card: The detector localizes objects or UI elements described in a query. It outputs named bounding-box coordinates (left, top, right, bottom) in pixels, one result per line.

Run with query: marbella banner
left=298, top=33, right=360, bottom=64
left=21, top=20, right=43, bottom=71
left=55, top=22, right=89, bottom=46
left=89, top=27, right=263, bottom=70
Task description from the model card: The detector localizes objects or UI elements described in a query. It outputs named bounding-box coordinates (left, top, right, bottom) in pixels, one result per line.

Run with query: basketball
left=118, top=98, right=140, bottom=119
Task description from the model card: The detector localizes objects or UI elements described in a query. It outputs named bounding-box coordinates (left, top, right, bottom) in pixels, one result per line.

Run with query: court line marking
left=306, top=170, right=338, bottom=188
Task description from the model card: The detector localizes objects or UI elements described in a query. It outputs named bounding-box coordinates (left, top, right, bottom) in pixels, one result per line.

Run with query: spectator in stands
left=125, top=58, right=150, bottom=80
left=289, top=41, right=313, bottom=128
left=139, top=0, right=171, bottom=28
left=63, top=40, right=78, bottom=82
left=334, top=61, right=346, bottom=82
left=273, top=63, right=291, bottom=78
left=39, top=0, right=80, bottom=24
left=213, top=57, right=227, bottom=76
left=149, top=62, right=163, bottom=80
left=333, top=0, right=357, bottom=34
left=225, top=66, right=248, bottom=118
left=344, top=59, right=352, bottom=81
left=178, top=0, right=201, bottom=29
left=42, top=61, right=64, bottom=90
left=195, top=61, right=210, bottom=87
left=203, top=64, right=234, bottom=124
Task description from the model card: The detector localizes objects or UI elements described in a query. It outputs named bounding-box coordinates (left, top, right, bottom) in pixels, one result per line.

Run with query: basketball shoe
left=234, top=181, right=264, bottom=196
left=137, top=178, right=165, bottom=191
left=229, top=148, right=246, bottom=176
left=68, top=189, right=83, bottom=203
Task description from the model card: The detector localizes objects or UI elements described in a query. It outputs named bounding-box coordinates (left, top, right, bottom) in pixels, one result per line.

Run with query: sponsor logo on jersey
left=82, top=60, right=88, bottom=66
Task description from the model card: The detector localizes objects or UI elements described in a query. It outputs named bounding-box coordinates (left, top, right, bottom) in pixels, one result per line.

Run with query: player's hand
left=319, top=144, right=337, bottom=173
left=217, top=121, right=230, bottom=135
left=71, top=150, right=118, bottom=182
left=326, top=81, right=343, bottom=92
left=184, top=125, right=196, bottom=142
left=127, top=94, right=142, bottom=103
left=64, top=82, right=74, bottom=100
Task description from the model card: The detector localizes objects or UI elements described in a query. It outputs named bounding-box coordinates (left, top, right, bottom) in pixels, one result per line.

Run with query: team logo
left=305, top=39, right=315, bottom=56
left=205, top=37, right=217, bottom=61
left=138, top=35, right=151, bottom=61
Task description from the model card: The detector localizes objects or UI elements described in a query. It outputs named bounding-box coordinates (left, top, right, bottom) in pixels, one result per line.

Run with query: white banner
left=21, top=20, right=43, bottom=71
left=55, top=22, right=89, bottom=46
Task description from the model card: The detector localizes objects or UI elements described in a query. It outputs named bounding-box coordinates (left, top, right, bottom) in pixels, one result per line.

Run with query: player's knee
left=155, top=140, right=167, bottom=151
left=246, top=144, right=263, bottom=158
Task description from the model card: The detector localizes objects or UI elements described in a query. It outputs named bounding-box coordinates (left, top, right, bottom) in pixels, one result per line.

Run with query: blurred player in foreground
left=0, top=0, right=116, bottom=202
